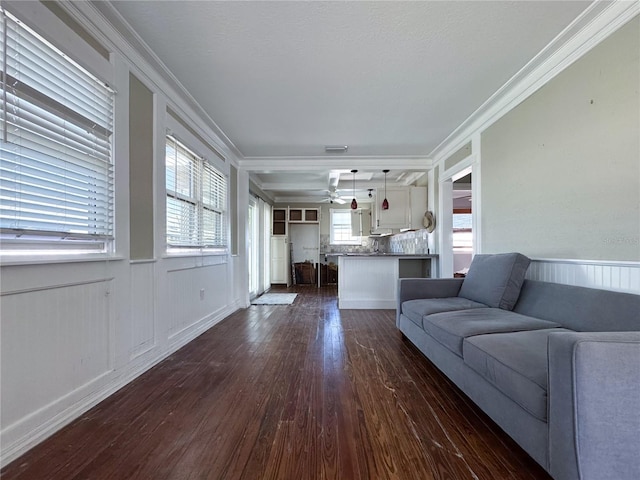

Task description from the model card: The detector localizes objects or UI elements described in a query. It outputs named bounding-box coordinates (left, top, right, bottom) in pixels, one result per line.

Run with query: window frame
left=165, top=134, right=227, bottom=254
left=453, top=212, right=473, bottom=250
left=329, top=208, right=361, bottom=245
left=0, top=7, right=115, bottom=259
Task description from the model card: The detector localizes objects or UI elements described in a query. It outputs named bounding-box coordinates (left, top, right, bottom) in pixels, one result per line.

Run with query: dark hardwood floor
left=2, top=285, right=550, bottom=479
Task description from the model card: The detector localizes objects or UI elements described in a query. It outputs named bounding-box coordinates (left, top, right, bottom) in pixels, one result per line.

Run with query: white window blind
left=330, top=209, right=361, bottom=245
left=202, top=162, right=226, bottom=246
left=0, top=9, right=114, bottom=251
left=166, top=136, right=227, bottom=250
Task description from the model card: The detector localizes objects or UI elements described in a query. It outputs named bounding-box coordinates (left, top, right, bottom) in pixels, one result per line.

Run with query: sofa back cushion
left=514, top=280, right=640, bottom=331
left=458, top=253, right=531, bottom=310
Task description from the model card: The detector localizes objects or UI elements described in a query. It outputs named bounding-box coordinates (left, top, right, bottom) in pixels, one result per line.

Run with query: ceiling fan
left=320, top=189, right=346, bottom=204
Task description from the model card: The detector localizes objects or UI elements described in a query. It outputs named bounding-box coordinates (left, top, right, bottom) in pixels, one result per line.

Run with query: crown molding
left=60, top=0, right=242, bottom=162
left=430, top=0, right=640, bottom=165
left=239, top=156, right=432, bottom=172
left=272, top=195, right=374, bottom=205
left=260, top=181, right=339, bottom=191
left=40, top=1, right=635, bottom=173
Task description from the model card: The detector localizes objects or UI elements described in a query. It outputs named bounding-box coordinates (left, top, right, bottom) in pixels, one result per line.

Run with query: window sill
left=163, top=250, right=228, bottom=259
left=0, top=254, right=124, bottom=267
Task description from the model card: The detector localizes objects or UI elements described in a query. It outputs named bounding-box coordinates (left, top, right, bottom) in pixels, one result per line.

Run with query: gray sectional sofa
left=396, top=253, right=640, bottom=480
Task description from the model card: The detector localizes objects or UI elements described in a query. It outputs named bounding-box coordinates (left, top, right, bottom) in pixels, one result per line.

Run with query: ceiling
left=108, top=0, right=593, bottom=203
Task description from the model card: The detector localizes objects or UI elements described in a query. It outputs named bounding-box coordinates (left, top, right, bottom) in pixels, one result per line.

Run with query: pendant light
left=350, top=169, right=358, bottom=210
left=382, top=169, right=390, bottom=210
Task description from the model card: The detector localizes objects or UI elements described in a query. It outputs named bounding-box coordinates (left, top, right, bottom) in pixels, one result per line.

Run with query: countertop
left=322, top=252, right=438, bottom=258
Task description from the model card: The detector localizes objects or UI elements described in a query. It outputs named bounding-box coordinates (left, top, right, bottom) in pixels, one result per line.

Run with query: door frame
left=438, top=137, right=482, bottom=278
left=248, top=196, right=259, bottom=299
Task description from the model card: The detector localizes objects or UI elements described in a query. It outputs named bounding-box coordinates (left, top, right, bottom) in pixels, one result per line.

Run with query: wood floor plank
left=2, top=285, right=551, bottom=480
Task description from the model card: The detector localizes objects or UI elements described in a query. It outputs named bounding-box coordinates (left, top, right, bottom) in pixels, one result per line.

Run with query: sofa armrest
left=396, top=278, right=464, bottom=326
left=548, top=331, right=640, bottom=480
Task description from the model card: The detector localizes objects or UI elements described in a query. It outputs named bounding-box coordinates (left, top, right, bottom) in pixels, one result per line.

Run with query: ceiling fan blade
left=333, top=197, right=346, bottom=204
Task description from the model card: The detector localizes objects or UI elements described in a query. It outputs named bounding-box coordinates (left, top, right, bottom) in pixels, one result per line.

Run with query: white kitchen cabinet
left=270, top=235, right=290, bottom=285
left=288, top=208, right=319, bottom=223
left=409, top=187, right=428, bottom=229
left=272, top=208, right=287, bottom=235
left=371, top=186, right=428, bottom=231
left=373, top=188, right=410, bottom=230
left=350, top=208, right=371, bottom=236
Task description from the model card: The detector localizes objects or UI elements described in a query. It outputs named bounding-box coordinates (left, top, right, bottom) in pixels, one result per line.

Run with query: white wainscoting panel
left=166, top=263, right=229, bottom=342
left=527, top=259, right=640, bottom=294
left=1, top=279, right=113, bottom=448
left=338, top=256, right=398, bottom=309
left=129, top=262, right=156, bottom=359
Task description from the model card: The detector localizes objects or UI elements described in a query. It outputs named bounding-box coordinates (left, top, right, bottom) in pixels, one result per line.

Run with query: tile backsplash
left=320, top=234, right=387, bottom=254
left=389, top=230, right=431, bottom=254
left=320, top=229, right=431, bottom=256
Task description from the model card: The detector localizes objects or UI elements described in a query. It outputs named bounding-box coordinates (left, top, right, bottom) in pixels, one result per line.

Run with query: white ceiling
left=108, top=0, right=592, bottom=202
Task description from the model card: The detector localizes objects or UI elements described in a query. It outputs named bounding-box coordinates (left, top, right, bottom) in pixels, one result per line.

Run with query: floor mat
left=251, top=293, right=298, bottom=305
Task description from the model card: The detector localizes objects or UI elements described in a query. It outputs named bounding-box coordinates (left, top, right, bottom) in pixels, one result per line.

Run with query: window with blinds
left=330, top=209, right=361, bottom=245
left=166, top=136, right=227, bottom=251
left=0, top=9, right=114, bottom=253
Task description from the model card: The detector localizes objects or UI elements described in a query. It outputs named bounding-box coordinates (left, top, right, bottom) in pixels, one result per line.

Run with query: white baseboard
left=0, top=303, right=238, bottom=468
left=338, top=298, right=396, bottom=309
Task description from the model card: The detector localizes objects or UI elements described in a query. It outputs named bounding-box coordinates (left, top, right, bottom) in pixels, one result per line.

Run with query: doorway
left=289, top=222, right=320, bottom=286
left=453, top=173, right=473, bottom=276
left=249, top=196, right=271, bottom=299
left=248, top=197, right=259, bottom=299
left=438, top=143, right=480, bottom=277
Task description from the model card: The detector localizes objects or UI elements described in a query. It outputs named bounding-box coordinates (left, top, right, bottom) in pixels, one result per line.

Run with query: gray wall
left=481, top=17, right=639, bottom=261
left=129, top=73, right=154, bottom=260
left=445, top=141, right=472, bottom=171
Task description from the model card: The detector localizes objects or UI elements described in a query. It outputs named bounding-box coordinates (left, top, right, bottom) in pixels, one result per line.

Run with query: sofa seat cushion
left=463, top=328, right=573, bottom=421
left=401, top=297, right=488, bottom=327
left=423, top=308, right=560, bottom=357
left=458, top=253, right=531, bottom=310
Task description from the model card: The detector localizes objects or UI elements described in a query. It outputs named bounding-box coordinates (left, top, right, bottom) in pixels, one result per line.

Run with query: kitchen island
left=336, top=253, right=438, bottom=309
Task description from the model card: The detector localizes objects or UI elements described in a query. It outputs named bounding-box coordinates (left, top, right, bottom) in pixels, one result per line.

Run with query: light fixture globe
left=350, top=169, right=358, bottom=210
left=382, top=169, right=390, bottom=210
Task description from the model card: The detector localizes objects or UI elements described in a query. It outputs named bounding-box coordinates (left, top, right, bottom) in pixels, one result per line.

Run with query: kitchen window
left=0, top=8, right=114, bottom=255
left=330, top=209, right=361, bottom=245
left=165, top=135, right=227, bottom=252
